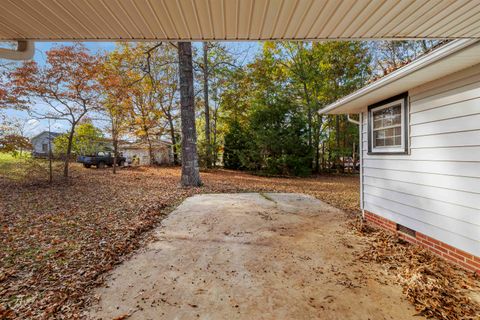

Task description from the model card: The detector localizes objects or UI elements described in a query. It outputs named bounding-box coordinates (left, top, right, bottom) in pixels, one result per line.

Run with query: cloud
left=24, top=118, right=40, bottom=135
left=51, top=122, right=67, bottom=131
left=26, top=118, right=39, bottom=127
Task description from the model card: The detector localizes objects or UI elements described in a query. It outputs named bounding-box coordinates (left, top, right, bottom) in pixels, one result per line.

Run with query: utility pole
left=47, top=118, right=53, bottom=184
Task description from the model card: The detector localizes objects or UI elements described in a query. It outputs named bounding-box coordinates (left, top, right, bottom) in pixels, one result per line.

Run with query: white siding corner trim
left=359, top=112, right=364, bottom=213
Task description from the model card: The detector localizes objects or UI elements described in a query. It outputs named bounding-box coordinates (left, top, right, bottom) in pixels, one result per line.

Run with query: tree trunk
left=112, top=136, right=117, bottom=174
left=48, top=124, right=53, bottom=183
left=48, top=147, right=53, bottom=183
left=321, top=142, right=325, bottom=172
left=145, top=133, right=154, bottom=165
left=64, top=125, right=75, bottom=178
left=335, top=115, right=340, bottom=166
left=352, top=141, right=356, bottom=173
left=212, top=108, right=218, bottom=167
left=178, top=42, right=202, bottom=187
left=303, top=82, right=312, bottom=149
left=112, top=118, right=117, bottom=174
left=203, top=42, right=212, bottom=168
left=313, top=113, right=323, bottom=173
left=167, top=114, right=178, bottom=165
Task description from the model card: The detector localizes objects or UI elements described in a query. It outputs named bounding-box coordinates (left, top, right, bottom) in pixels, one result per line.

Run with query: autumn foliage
left=0, top=134, right=31, bottom=154
left=9, top=44, right=101, bottom=177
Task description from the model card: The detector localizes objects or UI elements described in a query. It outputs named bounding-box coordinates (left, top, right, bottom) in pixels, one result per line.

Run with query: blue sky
left=3, top=42, right=116, bottom=136
left=2, top=41, right=260, bottom=137
left=33, top=42, right=117, bottom=61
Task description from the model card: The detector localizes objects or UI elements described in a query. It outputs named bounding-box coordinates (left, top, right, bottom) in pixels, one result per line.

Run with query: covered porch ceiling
left=1, top=0, right=480, bottom=41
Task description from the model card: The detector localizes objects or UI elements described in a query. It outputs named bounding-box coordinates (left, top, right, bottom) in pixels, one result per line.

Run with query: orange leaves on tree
left=8, top=44, right=102, bottom=178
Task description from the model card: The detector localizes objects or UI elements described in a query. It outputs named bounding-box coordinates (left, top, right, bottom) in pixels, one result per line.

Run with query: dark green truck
left=77, top=151, right=126, bottom=169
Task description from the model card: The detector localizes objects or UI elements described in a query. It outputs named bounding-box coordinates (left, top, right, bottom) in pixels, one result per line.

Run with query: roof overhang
left=320, top=39, right=480, bottom=114
left=1, top=0, right=480, bottom=41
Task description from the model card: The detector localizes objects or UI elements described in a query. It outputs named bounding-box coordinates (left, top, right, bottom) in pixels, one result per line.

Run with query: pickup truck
left=77, top=151, right=126, bottom=169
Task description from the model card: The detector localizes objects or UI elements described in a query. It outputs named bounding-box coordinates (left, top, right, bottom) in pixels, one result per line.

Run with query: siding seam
left=363, top=175, right=480, bottom=194
left=363, top=166, right=480, bottom=179
left=410, top=145, right=480, bottom=149
left=363, top=158, right=480, bottom=163
left=410, top=75, right=480, bottom=103
left=363, top=192, right=480, bottom=228
left=410, top=111, right=480, bottom=125
left=365, top=202, right=480, bottom=244
left=410, top=128, right=480, bottom=137
left=363, top=183, right=480, bottom=211
left=411, top=93, right=480, bottom=113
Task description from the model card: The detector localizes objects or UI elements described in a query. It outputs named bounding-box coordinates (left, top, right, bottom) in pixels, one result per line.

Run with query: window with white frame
left=368, top=94, right=408, bottom=154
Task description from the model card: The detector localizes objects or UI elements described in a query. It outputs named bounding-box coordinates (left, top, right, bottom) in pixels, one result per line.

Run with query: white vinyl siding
left=31, top=132, right=57, bottom=155
left=360, top=65, right=480, bottom=257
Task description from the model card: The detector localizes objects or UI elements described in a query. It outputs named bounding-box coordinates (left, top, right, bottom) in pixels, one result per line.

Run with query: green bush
left=223, top=98, right=312, bottom=176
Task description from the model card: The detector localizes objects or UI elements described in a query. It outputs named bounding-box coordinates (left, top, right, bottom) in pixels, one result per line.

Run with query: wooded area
left=2, top=40, right=479, bottom=320
left=1, top=40, right=441, bottom=181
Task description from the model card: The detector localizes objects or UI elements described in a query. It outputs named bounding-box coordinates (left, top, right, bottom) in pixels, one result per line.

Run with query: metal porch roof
left=1, top=0, right=480, bottom=41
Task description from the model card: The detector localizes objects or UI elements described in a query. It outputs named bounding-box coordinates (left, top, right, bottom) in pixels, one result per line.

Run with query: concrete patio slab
left=87, top=193, right=422, bottom=320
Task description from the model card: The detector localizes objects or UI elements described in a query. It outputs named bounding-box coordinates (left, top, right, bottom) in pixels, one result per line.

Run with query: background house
left=322, top=39, right=480, bottom=273
left=119, top=141, right=173, bottom=166
left=30, top=131, right=61, bottom=157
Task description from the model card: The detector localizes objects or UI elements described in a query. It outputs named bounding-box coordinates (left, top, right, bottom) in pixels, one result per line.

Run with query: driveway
left=87, top=193, right=421, bottom=320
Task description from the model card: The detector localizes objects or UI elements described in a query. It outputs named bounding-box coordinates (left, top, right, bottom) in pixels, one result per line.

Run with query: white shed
left=119, top=141, right=173, bottom=166
left=30, top=131, right=61, bottom=157
left=321, top=39, right=480, bottom=273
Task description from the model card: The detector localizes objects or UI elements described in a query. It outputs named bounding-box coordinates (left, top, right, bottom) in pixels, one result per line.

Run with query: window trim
left=367, top=92, right=409, bottom=155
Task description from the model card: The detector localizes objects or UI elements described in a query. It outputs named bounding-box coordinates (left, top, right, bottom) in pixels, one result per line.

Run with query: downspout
left=358, top=113, right=364, bottom=218
left=0, top=41, right=35, bottom=60
left=347, top=113, right=364, bottom=219
left=347, top=114, right=360, bottom=125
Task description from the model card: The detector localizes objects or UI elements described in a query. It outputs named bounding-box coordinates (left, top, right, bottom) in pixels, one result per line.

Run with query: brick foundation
left=364, top=210, right=480, bottom=274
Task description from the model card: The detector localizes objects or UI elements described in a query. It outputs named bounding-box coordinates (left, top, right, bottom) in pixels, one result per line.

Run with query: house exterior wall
left=360, top=65, right=480, bottom=270
left=31, top=132, right=56, bottom=156
left=121, top=145, right=172, bottom=166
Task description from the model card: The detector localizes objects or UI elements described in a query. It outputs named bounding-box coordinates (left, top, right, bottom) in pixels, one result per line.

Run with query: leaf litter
left=1, top=165, right=478, bottom=319
left=353, top=218, right=480, bottom=320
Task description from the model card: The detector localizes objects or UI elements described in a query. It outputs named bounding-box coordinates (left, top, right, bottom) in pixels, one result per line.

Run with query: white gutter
left=319, top=38, right=479, bottom=114
left=347, top=114, right=360, bottom=125
left=0, top=41, right=35, bottom=61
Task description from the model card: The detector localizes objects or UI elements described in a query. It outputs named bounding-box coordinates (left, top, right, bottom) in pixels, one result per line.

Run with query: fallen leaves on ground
left=0, top=165, right=358, bottom=319
left=2, top=165, right=478, bottom=319
left=354, top=219, right=480, bottom=320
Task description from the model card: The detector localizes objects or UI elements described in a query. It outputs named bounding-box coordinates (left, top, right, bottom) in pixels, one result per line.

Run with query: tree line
left=200, top=40, right=440, bottom=176
left=0, top=40, right=440, bottom=180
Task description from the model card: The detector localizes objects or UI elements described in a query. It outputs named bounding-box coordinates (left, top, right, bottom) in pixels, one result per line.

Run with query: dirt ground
left=87, top=193, right=421, bottom=320
left=2, top=165, right=478, bottom=319
left=0, top=166, right=360, bottom=319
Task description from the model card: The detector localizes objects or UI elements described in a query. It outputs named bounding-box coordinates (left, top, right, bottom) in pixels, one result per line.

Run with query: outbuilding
left=30, top=131, right=61, bottom=157
left=321, top=39, right=480, bottom=273
left=119, top=140, right=173, bottom=166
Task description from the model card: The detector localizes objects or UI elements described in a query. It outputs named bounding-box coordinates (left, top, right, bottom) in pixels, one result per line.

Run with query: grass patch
left=0, top=152, right=27, bottom=172
left=0, top=152, right=62, bottom=182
